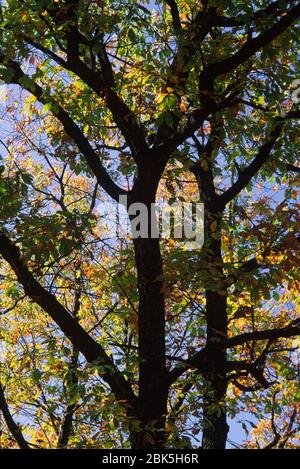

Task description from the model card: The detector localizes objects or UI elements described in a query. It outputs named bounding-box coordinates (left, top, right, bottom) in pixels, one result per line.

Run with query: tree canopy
left=0, top=0, right=299, bottom=449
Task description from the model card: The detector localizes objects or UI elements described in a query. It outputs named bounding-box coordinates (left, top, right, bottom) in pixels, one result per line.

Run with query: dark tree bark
left=57, top=347, right=79, bottom=448
left=201, top=211, right=228, bottom=449
left=128, top=176, right=168, bottom=448
left=0, top=382, right=30, bottom=449
left=191, top=136, right=229, bottom=448
left=132, top=235, right=168, bottom=448
left=57, top=290, right=81, bottom=448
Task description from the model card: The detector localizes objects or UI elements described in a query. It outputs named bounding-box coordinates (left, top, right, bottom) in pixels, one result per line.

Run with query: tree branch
left=0, top=382, right=30, bottom=449
left=168, top=318, right=300, bottom=385
left=279, top=161, right=300, bottom=174
left=164, top=0, right=182, bottom=34
left=23, top=4, right=149, bottom=163
left=200, top=4, right=300, bottom=88
left=223, top=319, right=300, bottom=349
left=57, top=289, right=81, bottom=448
left=0, top=56, right=125, bottom=202
left=0, top=233, right=136, bottom=407
left=57, top=347, right=79, bottom=448
left=155, top=95, right=238, bottom=157
left=219, top=123, right=283, bottom=206
left=214, top=1, right=296, bottom=28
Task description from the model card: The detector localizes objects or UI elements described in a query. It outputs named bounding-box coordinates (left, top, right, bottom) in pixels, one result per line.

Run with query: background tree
left=0, top=0, right=299, bottom=449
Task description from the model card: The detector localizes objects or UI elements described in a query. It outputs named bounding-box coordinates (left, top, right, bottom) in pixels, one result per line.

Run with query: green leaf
left=18, top=75, right=36, bottom=91
left=21, top=172, right=33, bottom=184
left=0, top=65, right=14, bottom=83
left=128, top=28, right=137, bottom=42
left=32, top=369, right=43, bottom=382
left=43, top=102, right=53, bottom=113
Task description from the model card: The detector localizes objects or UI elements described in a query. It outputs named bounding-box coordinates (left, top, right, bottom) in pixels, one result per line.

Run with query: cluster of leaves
left=0, top=0, right=299, bottom=449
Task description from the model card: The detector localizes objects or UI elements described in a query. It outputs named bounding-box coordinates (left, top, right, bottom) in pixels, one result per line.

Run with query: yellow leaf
left=180, top=96, right=188, bottom=113
left=154, top=93, right=168, bottom=104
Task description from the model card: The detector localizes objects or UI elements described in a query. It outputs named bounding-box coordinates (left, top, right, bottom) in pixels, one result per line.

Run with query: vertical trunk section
left=127, top=182, right=168, bottom=448
left=132, top=234, right=168, bottom=448
left=202, top=210, right=228, bottom=449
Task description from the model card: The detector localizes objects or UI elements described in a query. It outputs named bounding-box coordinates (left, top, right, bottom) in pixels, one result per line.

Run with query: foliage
left=0, top=0, right=299, bottom=449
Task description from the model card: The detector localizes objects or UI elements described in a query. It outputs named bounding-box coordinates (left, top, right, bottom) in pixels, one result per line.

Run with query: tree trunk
left=126, top=181, right=168, bottom=448
left=202, top=210, right=229, bottom=449
left=131, top=233, right=168, bottom=448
